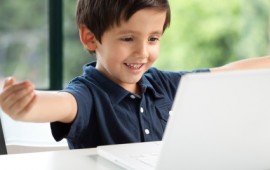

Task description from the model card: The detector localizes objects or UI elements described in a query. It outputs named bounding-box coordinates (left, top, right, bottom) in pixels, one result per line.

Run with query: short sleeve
left=50, top=78, right=93, bottom=142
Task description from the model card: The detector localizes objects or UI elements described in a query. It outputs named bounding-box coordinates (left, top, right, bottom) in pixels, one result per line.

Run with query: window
left=158, top=0, right=269, bottom=70
left=63, top=1, right=95, bottom=85
left=0, top=0, right=269, bottom=89
left=0, top=0, right=48, bottom=88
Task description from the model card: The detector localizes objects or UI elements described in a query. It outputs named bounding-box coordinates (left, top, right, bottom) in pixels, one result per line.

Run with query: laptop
left=97, top=69, right=270, bottom=170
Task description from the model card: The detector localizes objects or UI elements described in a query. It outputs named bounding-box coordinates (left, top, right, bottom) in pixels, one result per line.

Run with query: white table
left=0, top=148, right=124, bottom=170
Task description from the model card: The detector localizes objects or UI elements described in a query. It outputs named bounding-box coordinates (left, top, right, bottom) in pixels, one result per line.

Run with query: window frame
left=49, top=0, right=63, bottom=90
left=0, top=0, right=64, bottom=155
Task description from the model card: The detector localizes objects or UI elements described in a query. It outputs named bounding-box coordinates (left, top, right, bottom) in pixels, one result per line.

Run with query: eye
left=148, top=37, right=159, bottom=42
left=120, top=37, right=133, bottom=42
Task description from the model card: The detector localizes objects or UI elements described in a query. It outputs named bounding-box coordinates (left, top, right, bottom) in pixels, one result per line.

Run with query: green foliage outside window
left=157, top=0, right=269, bottom=71
left=0, top=0, right=269, bottom=87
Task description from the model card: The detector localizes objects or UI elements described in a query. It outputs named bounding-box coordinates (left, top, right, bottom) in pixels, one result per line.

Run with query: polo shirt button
left=145, top=129, right=150, bottom=135
left=130, top=94, right=136, bottom=99
left=140, top=107, right=144, bottom=113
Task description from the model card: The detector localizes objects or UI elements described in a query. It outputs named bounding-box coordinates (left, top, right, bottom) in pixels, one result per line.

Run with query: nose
left=134, top=42, right=149, bottom=59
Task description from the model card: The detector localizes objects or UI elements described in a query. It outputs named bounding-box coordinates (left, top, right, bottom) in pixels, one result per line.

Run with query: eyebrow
left=117, top=30, right=163, bottom=35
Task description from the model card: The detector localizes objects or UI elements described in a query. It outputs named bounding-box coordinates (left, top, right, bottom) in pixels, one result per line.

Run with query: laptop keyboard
left=133, top=152, right=159, bottom=167
left=129, top=141, right=162, bottom=167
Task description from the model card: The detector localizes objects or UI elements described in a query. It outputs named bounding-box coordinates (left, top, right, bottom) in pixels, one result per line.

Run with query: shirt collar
left=83, top=62, right=164, bottom=105
left=139, top=75, right=164, bottom=99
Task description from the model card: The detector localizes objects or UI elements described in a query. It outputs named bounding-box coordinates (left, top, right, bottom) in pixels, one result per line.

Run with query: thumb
left=0, top=77, right=15, bottom=107
left=3, top=77, right=16, bottom=89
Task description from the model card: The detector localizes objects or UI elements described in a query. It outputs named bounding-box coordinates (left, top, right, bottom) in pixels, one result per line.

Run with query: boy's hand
left=0, top=77, right=36, bottom=120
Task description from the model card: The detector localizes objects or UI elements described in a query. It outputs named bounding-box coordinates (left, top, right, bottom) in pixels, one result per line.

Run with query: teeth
left=126, top=63, right=142, bottom=69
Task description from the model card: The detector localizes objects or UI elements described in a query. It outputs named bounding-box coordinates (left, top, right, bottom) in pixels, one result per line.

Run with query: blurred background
left=0, top=0, right=269, bottom=89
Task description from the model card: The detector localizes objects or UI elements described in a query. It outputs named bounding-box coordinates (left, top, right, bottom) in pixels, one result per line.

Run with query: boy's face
left=95, top=9, right=167, bottom=93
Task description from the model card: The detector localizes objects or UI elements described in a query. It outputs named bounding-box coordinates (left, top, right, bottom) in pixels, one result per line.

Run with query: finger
left=8, top=91, right=36, bottom=120
left=3, top=77, right=16, bottom=89
left=0, top=77, right=15, bottom=107
left=0, top=79, right=33, bottom=110
left=3, top=83, right=35, bottom=111
left=1, top=81, right=34, bottom=103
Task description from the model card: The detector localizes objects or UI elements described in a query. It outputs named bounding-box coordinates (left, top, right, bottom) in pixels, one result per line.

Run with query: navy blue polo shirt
left=51, top=62, right=209, bottom=149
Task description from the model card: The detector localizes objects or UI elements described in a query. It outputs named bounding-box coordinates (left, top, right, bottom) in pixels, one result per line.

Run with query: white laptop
left=97, top=69, right=270, bottom=170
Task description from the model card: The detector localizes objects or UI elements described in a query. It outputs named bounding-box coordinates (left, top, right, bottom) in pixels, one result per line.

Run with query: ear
left=79, top=25, right=97, bottom=51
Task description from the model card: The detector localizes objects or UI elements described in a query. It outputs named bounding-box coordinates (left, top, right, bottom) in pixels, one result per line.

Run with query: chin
left=126, top=79, right=140, bottom=84
left=124, top=77, right=141, bottom=84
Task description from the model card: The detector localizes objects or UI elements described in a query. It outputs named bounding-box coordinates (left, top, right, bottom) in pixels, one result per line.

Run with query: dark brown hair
left=76, top=0, right=171, bottom=43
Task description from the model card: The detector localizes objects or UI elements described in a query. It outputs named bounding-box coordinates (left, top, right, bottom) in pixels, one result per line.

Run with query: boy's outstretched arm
left=0, top=77, right=77, bottom=123
left=210, top=56, right=270, bottom=72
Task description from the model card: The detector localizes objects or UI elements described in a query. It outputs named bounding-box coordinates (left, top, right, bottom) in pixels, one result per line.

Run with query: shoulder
left=142, top=67, right=210, bottom=96
left=61, top=76, right=97, bottom=107
left=144, top=67, right=188, bottom=84
left=142, top=68, right=188, bottom=98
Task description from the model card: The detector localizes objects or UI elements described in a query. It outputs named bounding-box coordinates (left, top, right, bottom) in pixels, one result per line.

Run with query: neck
left=123, top=83, right=141, bottom=95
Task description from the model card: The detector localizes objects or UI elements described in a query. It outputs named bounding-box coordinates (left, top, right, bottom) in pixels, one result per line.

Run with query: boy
left=0, top=0, right=269, bottom=149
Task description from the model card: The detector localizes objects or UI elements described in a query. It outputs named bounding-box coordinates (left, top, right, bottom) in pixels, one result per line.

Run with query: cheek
left=97, top=44, right=121, bottom=61
left=149, top=46, right=160, bottom=62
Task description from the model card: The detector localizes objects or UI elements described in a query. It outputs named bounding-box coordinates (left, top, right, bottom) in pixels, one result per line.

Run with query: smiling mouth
left=125, top=63, right=144, bottom=69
